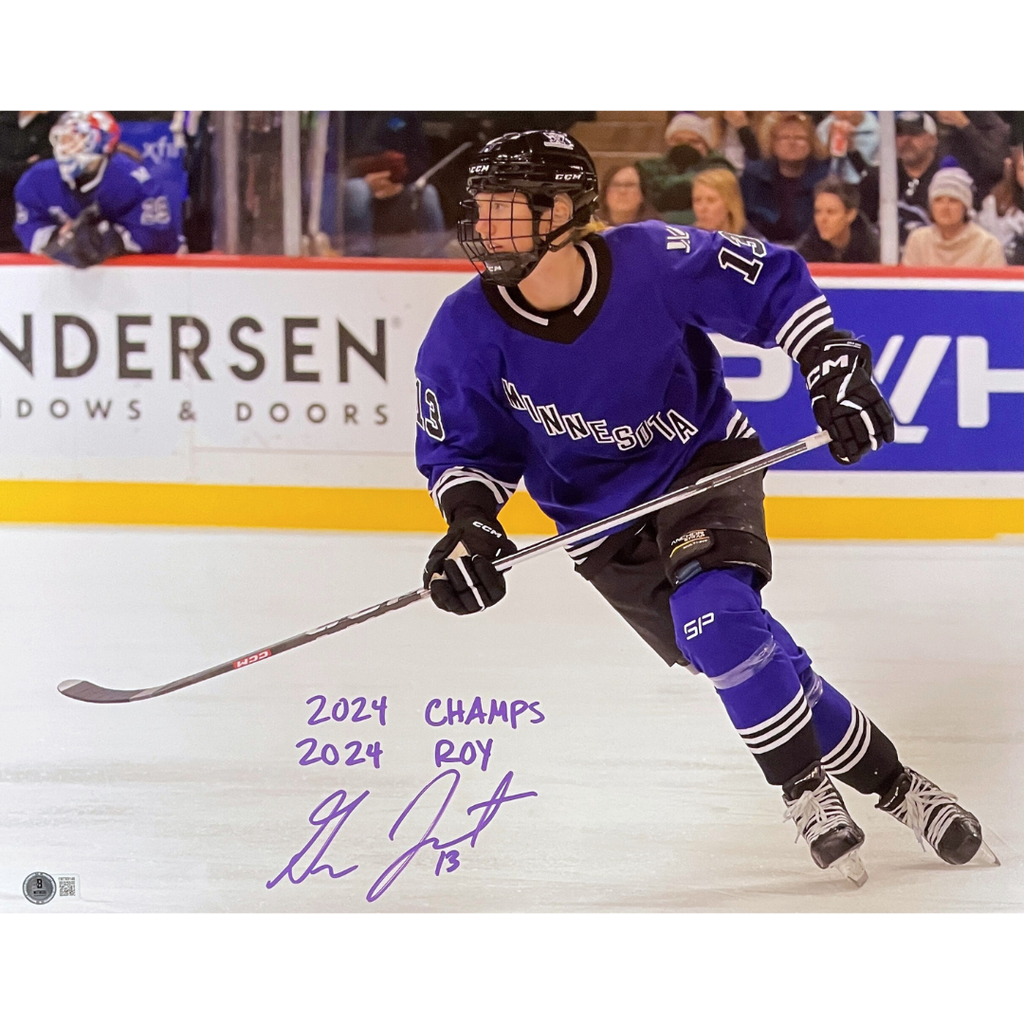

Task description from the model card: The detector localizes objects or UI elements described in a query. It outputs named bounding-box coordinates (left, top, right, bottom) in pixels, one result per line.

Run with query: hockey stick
left=58, top=428, right=830, bottom=704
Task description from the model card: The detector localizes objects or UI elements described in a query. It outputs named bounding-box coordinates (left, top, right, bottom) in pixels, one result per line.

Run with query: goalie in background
left=12, top=111, right=183, bottom=268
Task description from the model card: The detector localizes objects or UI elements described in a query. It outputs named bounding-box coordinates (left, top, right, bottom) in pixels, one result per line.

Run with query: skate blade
left=973, top=841, right=1000, bottom=867
left=830, top=849, right=868, bottom=888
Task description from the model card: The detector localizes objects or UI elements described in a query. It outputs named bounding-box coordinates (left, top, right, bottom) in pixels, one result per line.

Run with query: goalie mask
left=457, top=130, right=598, bottom=286
left=50, top=111, right=121, bottom=188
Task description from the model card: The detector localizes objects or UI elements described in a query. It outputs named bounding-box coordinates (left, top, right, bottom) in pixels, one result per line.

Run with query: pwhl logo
left=871, top=334, right=1024, bottom=442
left=716, top=331, right=1024, bottom=445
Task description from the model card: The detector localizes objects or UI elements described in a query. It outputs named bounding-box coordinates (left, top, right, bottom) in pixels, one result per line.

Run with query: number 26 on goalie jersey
left=416, top=377, right=445, bottom=440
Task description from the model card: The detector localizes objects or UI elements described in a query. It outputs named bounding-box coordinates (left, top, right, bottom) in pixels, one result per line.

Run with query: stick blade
left=58, top=679, right=148, bottom=704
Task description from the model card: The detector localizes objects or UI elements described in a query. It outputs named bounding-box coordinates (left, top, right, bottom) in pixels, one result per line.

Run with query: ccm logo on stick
left=683, top=612, right=715, bottom=640
left=234, top=650, right=272, bottom=669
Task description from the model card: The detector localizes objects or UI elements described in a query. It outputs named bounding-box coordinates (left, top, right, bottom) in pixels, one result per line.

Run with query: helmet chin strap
left=544, top=222, right=578, bottom=252
left=525, top=200, right=583, bottom=271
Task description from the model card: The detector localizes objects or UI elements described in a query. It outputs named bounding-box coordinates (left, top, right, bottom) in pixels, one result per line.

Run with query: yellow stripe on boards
left=0, top=480, right=1021, bottom=540
left=0, top=480, right=551, bottom=533
left=0, top=480, right=444, bottom=531
left=765, top=496, right=1024, bottom=540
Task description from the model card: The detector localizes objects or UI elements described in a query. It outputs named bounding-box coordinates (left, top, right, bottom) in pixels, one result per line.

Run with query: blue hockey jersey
left=414, top=221, right=834, bottom=537
left=13, top=152, right=182, bottom=255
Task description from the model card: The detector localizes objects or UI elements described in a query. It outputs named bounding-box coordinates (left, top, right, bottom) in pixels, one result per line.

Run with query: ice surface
left=1, top=524, right=1021, bottom=912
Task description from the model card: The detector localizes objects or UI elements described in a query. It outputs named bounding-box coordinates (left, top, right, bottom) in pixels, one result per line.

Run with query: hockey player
left=414, top=130, right=995, bottom=883
left=13, top=111, right=182, bottom=267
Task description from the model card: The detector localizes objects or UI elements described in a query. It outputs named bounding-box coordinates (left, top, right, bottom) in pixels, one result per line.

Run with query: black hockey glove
left=797, top=332, right=895, bottom=465
left=43, top=204, right=126, bottom=269
left=424, top=491, right=517, bottom=615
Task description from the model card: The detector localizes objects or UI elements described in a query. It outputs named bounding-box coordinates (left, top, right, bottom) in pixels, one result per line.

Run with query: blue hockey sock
left=763, top=610, right=812, bottom=678
left=762, top=611, right=901, bottom=795
left=670, top=567, right=820, bottom=785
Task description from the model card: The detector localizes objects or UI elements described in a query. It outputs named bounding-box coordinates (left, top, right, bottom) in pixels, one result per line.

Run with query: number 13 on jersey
left=416, top=378, right=446, bottom=441
left=717, top=232, right=767, bottom=285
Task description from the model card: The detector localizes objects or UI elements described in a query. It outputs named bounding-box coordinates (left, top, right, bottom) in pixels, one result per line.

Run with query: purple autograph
left=266, top=769, right=537, bottom=902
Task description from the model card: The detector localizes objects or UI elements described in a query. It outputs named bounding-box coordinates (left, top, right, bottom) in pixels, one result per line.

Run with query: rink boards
left=0, top=254, right=1022, bottom=539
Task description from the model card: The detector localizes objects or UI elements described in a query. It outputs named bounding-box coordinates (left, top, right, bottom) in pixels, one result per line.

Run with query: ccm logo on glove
left=804, top=354, right=850, bottom=389
left=424, top=509, right=518, bottom=615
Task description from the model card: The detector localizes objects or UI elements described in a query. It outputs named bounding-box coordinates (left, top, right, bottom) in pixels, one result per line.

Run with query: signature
left=265, top=787, right=370, bottom=888
left=366, top=769, right=538, bottom=902
left=266, top=770, right=537, bottom=902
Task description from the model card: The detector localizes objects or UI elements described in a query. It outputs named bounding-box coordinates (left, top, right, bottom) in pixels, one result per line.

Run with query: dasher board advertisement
left=2, top=259, right=1023, bottom=491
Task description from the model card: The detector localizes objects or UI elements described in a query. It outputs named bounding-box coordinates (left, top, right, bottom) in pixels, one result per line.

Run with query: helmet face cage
left=457, top=131, right=598, bottom=287
left=458, top=188, right=561, bottom=287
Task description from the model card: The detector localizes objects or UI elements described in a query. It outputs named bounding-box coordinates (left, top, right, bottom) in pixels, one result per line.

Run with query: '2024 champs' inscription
left=267, top=695, right=543, bottom=902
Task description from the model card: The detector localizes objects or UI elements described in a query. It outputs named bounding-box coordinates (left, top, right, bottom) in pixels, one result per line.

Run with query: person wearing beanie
left=664, top=112, right=714, bottom=152
left=902, top=161, right=1007, bottom=267
left=637, top=112, right=735, bottom=224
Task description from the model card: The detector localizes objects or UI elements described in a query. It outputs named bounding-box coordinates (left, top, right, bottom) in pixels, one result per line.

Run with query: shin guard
left=670, top=569, right=820, bottom=785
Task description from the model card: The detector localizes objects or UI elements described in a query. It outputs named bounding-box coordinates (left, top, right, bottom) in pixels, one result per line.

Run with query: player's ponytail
left=574, top=217, right=606, bottom=240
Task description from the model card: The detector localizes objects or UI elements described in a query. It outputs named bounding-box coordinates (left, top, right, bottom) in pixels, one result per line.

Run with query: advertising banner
left=0, top=259, right=472, bottom=489
left=1, top=259, right=1023, bottom=518
left=724, top=275, right=1024, bottom=475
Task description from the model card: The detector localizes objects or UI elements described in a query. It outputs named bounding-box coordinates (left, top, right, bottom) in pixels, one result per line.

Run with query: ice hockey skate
left=783, top=762, right=868, bottom=886
left=877, top=767, right=1000, bottom=866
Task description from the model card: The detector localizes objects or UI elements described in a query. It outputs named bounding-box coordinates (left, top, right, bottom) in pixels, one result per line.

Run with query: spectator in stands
left=706, top=112, right=762, bottom=172
left=740, top=112, right=829, bottom=244
left=796, top=176, right=879, bottom=264
left=902, top=164, right=1006, bottom=267
left=0, top=111, right=60, bottom=252
left=977, top=144, right=1024, bottom=264
left=816, top=111, right=879, bottom=190
left=894, top=112, right=940, bottom=222
left=14, top=111, right=182, bottom=267
left=894, top=112, right=1012, bottom=222
left=342, top=112, right=445, bottom=256
left=597, top=163, right=662, bottom=226
left=934, top=111, right=1011, bottom=201
left=691, top=167, right=762, bottom=238
left=637, top=113, right=734, bottom=224
left=885, top=111, right=941, bottom=243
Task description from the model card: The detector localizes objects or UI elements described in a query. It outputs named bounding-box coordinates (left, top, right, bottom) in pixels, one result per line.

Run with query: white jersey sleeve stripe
left=777, top=296, right=834, bottom=356
left=431, top=466, right=519, bottom=511
left=787, top=312, right=835, bottom=361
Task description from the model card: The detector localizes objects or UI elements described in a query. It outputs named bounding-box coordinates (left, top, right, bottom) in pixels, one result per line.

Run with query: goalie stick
left=58, top=429, right=830, bottom=704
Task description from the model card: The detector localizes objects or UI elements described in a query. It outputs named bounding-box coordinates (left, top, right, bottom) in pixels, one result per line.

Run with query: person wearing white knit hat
left=665, top=112, right=714, bottom=154
left=637, top=113, right=735, bottom=223
left=902, top=162, right=1006, bottom=267
left=929, top=163, right=974, bottom=212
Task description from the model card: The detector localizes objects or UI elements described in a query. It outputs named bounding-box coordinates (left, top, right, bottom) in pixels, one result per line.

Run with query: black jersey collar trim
left=482, top=233, right=612, bottom=344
